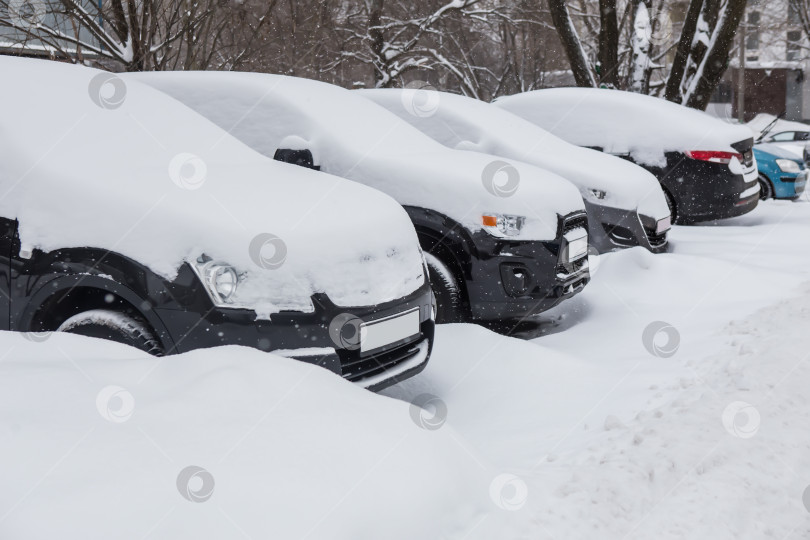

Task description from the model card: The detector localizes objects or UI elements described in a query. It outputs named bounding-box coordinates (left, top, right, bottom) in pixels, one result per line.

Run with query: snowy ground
left=3, top=200, right=810, bottom=539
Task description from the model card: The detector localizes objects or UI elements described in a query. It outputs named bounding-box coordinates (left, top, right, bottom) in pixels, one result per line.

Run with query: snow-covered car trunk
left=496, top=88, right=760, bottom=224
left=359, top=88, right=671, bottom=253
left=0, top=57, right=433, bottom=390
left=127, top=71, right=591, bottom=322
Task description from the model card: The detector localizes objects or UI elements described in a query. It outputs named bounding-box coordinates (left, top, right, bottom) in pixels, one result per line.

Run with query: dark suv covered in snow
left=128, top=71, right=591, bottom=324
left=0, top=57, right=434, bottom=391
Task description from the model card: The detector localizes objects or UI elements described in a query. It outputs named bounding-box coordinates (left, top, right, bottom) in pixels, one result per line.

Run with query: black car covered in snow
left=0, top=57, right=434, bottom=391
left=128, top=71, right=592, bottom=325
left=497, top=88, right=759, bottom=224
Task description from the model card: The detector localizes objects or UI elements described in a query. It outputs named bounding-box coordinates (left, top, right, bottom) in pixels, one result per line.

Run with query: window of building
left=789, top=2, right=802, bottom=25
left=746, top=12, right=760, bottom=50
left=788, top=30, right=802, bottom=61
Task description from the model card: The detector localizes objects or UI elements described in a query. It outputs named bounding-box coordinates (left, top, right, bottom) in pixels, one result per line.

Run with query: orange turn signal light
left=482, top=215, right=498, bottom=227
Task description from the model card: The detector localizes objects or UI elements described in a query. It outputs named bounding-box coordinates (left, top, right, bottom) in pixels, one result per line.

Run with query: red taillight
left=685, top=150, right=744, bottom=164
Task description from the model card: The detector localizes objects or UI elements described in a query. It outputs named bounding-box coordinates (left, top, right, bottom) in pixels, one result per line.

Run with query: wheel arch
left=403, top=206, right=475, bottom=297
left=14, top=249, right=178, bottom=352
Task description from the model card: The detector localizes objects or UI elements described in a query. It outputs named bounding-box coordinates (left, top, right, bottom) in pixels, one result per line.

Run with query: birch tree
left=546, top=0, right=746, bottom=110
left=664, top=0, right=747, bottom=109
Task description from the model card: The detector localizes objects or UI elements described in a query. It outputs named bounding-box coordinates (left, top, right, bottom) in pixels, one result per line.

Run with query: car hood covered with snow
left=495, top=88, right=755, bottom=169
left=125, top=71, right=585, bottom=241
left=360, top=88, right=669, bottom=221
left=754, top=142, right=805, bottom=161
left=0, top=57, right=425, bottom=315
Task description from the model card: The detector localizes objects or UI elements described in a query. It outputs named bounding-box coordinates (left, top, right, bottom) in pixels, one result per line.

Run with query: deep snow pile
left=4, top=201, right=810, bottom=539
left=495, top=88, right=755, bottom=168
left=0, top=337, right=488, bottom=539
left=387, top=200, right=810, bottom=538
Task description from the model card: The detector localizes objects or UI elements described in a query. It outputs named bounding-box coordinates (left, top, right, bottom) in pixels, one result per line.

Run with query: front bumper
left=154, top=280, right=434, bottom=392
left=465, top=212, right=590, bottom=321
left=773, top=169, right=807, bottom=199
left=585, top=201, right=669, bottom=254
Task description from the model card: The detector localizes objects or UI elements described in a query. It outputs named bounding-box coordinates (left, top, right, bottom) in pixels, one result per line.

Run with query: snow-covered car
left=753, top=144, right=807, bottom=200
left=748, top=113, right=810, bottom=158
left=0, top=57, right=435, bottom=392
left=127, top=72, right=591, bottom=325
left=360, top=88, right=672, bottom=253
left=496, top=88, right=760, bottom=224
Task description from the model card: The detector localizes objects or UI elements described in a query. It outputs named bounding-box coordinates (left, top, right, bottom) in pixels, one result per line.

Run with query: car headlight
left=191, top=258, right=242, bottom=306
left=482, top=213, right=525, bottom=237
left=776, top=159, right=801, bottom=173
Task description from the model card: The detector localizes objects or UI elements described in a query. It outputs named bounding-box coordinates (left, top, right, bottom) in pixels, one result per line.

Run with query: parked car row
left=0, top=57, right=767, bottom=391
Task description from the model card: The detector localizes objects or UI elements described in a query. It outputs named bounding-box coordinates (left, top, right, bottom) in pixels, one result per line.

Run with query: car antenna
left=756, top=110, right=787, bottom=143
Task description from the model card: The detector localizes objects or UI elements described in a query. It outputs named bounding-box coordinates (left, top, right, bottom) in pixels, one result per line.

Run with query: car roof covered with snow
left=360, top=88, right=669, bottom=220
left=0, top=57, right=425, bottom=315
left=747, top=113, right=810, bottom=139
left=126, top=71, right=585, bottom=241
left=495, top=88, right=755, bottom=168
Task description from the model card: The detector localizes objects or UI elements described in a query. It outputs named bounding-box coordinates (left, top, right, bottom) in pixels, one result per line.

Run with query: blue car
left=753, top=143, right=807, bottom=200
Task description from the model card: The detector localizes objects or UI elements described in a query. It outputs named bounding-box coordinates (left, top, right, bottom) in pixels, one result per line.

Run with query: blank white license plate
left=656, top=216, right=672, bottom=234
left=360, top=308, right=420, bottom=354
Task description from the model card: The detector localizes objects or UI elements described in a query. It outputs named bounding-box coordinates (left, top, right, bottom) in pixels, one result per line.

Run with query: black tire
left=758, top=175, right=773, bottom=200
left=663, top=189, right=678, bottom=224
left=57, top=309, right=164, bottom=355
left=424, top=253, right=465, bottom=323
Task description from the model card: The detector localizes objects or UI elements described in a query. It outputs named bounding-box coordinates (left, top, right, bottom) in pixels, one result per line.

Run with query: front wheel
left=57, top=309, right=164, bottom=356
left=424, top=253, right=466, bottom=323
left=758, top=175, right=774, bottom=200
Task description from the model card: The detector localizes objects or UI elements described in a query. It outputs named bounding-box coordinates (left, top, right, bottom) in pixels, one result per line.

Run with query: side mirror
left=273, top=149, right=320, bottom=171
left=804, top=142, right=810, bottom=168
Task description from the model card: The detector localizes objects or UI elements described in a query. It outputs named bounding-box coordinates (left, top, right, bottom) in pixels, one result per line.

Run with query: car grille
left=556, top=212, right=589, bottom=278
left=559, top=212, right=588, bottom=238
left=644, top=227, right=668, bottom=247
left=556, top=257, right=587, bottom=278
left=337, top=335, right=424, bottom=383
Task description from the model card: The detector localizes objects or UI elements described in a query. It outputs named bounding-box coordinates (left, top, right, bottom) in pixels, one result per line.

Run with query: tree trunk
left=684, top=0, right=747, bottom=109
left=367, top=0, right=388, bottom=87
left=630, top=0, right=652, bottom=93
left=664, top=0, right=703, bottom=102
left=547, top=0, right=597, bottom=87
left=598, top=0, right=619, bottom=86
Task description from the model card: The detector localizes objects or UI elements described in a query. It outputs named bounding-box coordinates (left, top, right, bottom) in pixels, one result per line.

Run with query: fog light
left=500, top=263, right=533, bottom=297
